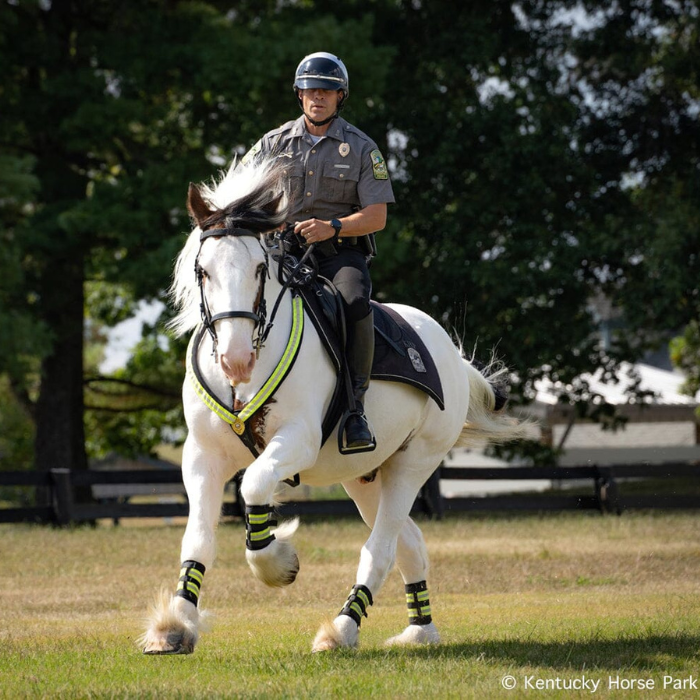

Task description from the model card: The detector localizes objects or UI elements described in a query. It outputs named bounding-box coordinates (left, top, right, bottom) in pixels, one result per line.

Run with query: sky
left=99, top=300, right=165, bottom=373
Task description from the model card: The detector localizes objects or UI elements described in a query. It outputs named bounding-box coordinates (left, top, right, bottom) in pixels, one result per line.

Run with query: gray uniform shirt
left=245, top=115, right=395, bottom=223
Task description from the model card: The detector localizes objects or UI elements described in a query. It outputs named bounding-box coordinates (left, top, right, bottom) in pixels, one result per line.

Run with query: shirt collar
left=292, top=115, right=347, bottom=142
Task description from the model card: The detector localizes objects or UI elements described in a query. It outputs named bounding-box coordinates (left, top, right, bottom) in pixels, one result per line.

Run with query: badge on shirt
left=370, top=149, right=388, bottom=180
left=339, top=142, right=350, bottom=157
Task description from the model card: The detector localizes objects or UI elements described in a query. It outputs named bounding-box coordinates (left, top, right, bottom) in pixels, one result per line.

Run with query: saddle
left=296, top=274, right=445, bottom=452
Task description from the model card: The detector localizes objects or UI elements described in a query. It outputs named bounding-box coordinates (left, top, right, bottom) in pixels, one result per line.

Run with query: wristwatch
left=330, top=218, right=342, bottom=241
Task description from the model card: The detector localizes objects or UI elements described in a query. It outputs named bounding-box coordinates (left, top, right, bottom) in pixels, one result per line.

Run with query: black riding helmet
left=293, top=52, right=349, bottom=126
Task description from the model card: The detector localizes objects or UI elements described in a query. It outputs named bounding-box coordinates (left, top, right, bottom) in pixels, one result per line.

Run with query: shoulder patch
left=370, top=149, right=389, bottom=180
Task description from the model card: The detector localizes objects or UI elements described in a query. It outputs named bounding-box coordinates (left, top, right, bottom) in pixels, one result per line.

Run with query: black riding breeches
left=317, top=247, right=372, bottom=324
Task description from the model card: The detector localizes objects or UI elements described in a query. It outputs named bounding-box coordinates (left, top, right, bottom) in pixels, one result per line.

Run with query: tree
left=0, top=1, right=392, bottom=480
left=670, top=321, right=700, bottom=407
left=2, top=0, right=697, bottom=480
left=371, top=0, right=700, bottom=413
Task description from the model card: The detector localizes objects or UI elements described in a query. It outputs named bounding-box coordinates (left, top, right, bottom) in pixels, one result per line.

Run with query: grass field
left=1, top=511, right=700, bottom=699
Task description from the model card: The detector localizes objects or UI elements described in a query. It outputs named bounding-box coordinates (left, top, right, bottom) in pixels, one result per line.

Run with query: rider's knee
left=344, top=297, right=371, bottom=324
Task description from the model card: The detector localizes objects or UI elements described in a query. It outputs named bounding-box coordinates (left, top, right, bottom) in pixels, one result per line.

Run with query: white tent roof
left=535, top=362, right=699, bottom=407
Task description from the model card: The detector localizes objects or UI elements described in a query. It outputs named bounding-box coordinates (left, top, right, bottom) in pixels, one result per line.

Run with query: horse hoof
left=311, top=617, right=359, bottom=652
left=385, top=622, right=441, bottom=647
left=283, top=553, right=300, bottom=585
left=143, top=631, right=194, bottom=655
left=312, top=622, right=342, bottom=653
left=246, top=535, right=300, bottom=588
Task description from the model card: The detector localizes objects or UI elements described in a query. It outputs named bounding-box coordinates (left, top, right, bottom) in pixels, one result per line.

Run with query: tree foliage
left=1, top=0, right=697, bottom=472
left=670, top=320, right=700, bottom=405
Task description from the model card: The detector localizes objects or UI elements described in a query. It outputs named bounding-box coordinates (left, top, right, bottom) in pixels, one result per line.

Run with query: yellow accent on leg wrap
left=175, top=560, right=206, bottom=607
left=405, top=580, right=432, bottom=625
left=339, top=584, right=373, bottom=627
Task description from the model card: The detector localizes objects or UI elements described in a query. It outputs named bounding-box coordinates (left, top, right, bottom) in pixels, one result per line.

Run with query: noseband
left=195, top=227, right=270, bottom=356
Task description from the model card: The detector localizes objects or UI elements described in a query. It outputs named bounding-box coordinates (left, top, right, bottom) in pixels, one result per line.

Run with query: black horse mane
left=200, top=161, right=289, bottom=234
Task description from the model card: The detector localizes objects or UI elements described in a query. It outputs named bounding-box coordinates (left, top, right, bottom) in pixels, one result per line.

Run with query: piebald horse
left=142, top=158, right=527, bottom=654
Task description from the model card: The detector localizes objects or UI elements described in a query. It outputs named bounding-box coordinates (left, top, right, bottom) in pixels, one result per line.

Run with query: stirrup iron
left=337, top=409, right=376, bottom=455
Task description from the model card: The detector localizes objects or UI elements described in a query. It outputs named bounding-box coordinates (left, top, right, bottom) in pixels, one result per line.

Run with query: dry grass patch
left=1, top=512, right=700, bottom=698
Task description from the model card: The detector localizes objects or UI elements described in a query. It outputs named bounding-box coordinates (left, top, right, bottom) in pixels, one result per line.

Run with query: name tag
left=334, top=164, right=350, bottom=169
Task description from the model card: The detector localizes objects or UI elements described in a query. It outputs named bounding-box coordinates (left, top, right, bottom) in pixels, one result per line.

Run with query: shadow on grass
left=360, top=633, right=700, bottom=670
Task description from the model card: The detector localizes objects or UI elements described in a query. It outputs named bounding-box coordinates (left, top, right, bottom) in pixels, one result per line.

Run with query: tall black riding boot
left=344, top=310, right=376, bottom=451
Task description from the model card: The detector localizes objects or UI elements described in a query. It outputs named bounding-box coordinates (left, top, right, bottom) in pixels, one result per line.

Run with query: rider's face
left=299, top=88, right=341, bottom=123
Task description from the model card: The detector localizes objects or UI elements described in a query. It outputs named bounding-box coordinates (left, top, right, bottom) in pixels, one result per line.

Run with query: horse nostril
left=219, top=352, right=255, bottom=383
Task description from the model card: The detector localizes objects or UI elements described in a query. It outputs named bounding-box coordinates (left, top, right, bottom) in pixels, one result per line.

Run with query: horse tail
left=455, top=359, right=532, bottom=448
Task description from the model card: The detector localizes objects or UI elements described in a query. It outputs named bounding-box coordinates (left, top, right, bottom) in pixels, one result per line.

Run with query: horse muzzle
left=220, top=350, right=256, bottom=386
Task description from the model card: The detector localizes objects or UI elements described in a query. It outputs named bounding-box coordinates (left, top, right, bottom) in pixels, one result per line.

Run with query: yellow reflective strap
left=249, top=528, right=271, bottom=541
left=187, top=295, right=304, bottom=436
left=416, top=591, right=429, bottom=601
left=187, top=570, right=204, bottom=585
left=247, top=513, right=269, bottom=524
left=179, top=567, right=204, bottom=584
left=185, top=334, right=238, bottom=425
left=356, top=589, right=370, bottom=608
left=178, top=580, right=200, bottom=593
left=350, top=602, right=363, bottom=618
left=237, top=295, right=304, bottom=423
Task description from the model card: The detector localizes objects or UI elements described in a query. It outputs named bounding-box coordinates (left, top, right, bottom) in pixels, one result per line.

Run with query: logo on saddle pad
left=407, top=346, right=427, bottom=373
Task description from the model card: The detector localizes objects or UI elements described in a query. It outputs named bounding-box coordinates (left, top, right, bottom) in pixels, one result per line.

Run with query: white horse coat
left=142, top=159, right=527, bottom=654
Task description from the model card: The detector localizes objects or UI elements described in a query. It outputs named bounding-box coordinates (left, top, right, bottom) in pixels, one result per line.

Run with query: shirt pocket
left=322, top=160, right=361, bottom=204
left=286, top=161, right=306, bottom=202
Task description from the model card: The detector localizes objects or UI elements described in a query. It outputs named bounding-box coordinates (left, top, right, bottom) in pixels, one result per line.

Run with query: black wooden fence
left=1, top=461, right=699, bottom=525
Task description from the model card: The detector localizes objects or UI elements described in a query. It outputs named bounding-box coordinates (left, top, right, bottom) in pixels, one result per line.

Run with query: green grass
left=1, top=512, right=700, bottom=698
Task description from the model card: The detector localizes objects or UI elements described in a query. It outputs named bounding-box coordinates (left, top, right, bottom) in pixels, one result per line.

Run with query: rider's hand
left=294, top=219, right=334, bottom=245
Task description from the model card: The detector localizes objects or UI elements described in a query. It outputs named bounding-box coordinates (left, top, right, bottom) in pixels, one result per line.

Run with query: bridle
left=195, top=226, right=270, bottom=358
left=195, top=224, right=318, bottom=360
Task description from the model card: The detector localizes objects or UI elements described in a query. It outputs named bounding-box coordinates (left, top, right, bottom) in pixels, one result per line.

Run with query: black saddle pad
left=370, top=301, right=445, bottom=410
left=297, top=286, right=445, bottom=411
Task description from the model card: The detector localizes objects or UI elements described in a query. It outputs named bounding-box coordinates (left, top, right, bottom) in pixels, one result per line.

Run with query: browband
left=199, top=227, right=260, bottom=242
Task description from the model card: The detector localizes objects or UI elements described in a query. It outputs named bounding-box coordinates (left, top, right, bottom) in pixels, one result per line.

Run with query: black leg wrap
left=339, top=584, right=373, bottom=627
left=245, top=504, right=278, bottom=551
left=175, top=560, right=206, bottom=607
left=405, top=580, right=432, bottom=625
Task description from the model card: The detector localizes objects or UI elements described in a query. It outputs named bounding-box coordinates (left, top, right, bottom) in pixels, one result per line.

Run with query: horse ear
left=187, top=183, right=213, bottom=227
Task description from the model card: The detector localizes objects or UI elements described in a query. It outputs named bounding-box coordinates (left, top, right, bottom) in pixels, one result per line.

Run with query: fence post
left=51, top=469, right=75, bottom=526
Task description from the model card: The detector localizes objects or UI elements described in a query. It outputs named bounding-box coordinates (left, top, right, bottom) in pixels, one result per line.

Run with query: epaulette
left=340, top=121, right=375, bottom=147
left=264, top=120, right=297, bottom=138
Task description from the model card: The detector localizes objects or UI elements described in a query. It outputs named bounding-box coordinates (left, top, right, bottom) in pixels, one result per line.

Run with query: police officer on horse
left=244, top=52, right=395, bottom=451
